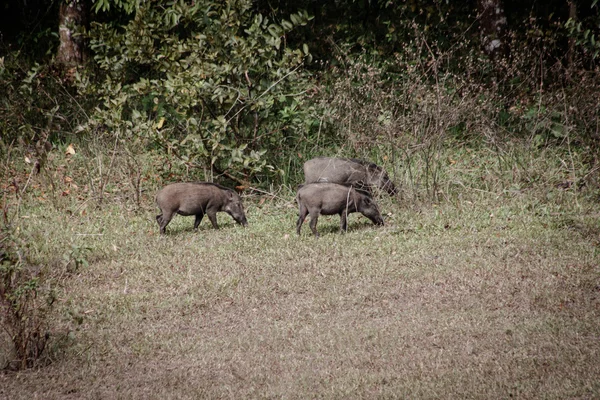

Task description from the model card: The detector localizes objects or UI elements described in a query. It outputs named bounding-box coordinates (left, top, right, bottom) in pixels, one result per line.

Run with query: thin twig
left=226, top=64, right=303, bottom=124
left=14, top=163, right=39, bottom=221
left=247, top=186, right=292, bottom=204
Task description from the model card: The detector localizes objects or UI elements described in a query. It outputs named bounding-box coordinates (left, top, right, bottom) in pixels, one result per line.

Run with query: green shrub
left=0, top=215, right=53, bottom=370
left=80, top=0, right=315, bottom=187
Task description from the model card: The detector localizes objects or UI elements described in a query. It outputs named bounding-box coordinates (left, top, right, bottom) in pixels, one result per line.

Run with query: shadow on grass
left=297, top=219, right=382, bottom=237
left=158, top=221, right=241, bottom=235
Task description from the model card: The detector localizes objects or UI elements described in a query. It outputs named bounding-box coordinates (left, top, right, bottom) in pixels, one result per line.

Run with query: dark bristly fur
left=303, top=157, right=397, bottom=196
left=155, top=182, right=248, bottom=234
left=296, top=182, right=384, bottom=237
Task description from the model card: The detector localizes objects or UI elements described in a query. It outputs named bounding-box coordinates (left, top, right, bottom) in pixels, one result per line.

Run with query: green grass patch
left=1, top=179, right=598, bottom=398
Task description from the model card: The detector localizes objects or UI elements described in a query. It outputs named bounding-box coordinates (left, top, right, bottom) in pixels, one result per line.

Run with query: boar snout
left=234, top=214, right=248, bottom=227
left=360, top=197, right=385, bottom=226
left=224, top=196, right=248, bottom=227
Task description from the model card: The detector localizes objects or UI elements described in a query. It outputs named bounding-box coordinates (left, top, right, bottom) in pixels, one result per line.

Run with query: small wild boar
left=155, top=182, right=248, bottom=234
left=296, top=182, right=384, bottom=237
left=303, top=157, right=397, bottom=196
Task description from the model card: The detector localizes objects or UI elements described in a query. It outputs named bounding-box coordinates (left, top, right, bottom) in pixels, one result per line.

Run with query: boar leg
left=156, top=214, right=163, bottom=234
left=308, top=212, right=320, bottom=237
left=339, top=210, right=349, bottom=233
left=207, top=212, right=219, bottom=229
left=193, top=212, right=204, bottom=230
left=296, top=202, right=309, bottom=235
left=157, top=211, right=174, bottom=234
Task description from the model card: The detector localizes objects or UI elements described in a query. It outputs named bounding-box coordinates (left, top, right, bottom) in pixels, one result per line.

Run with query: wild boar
left=296, top=182, right=384, bottom=237
left=303, top=157, right=397, bottom=196
left=155, top=182, right=248, bottom=234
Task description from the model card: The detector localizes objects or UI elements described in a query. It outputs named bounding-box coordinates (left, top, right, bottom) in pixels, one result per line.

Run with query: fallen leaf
left=65, top=144, right=76, bottom=156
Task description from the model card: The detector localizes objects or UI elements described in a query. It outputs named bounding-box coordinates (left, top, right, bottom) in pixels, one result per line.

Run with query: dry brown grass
left=1, top=184, right=598, bottom=399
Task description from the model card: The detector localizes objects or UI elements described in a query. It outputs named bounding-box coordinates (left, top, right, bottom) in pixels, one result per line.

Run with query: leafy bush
left=81, top=0, right=315, bottom=187
left=0, top=214, right=53, bottom=370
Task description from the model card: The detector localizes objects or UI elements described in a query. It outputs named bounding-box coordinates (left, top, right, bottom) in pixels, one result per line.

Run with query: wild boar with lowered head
left=296, top=182, right=384, bottom=237
left=155, top=182, right=248, bottom=234
left=303, top=157, right=397, bottom=196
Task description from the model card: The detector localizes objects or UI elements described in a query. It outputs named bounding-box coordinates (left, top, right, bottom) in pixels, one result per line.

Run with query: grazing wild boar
left=155, top=182, right=248, bottom=234
left=296, top=182, right=384, bottom=237
left=303, top=157, right=397, bottom=196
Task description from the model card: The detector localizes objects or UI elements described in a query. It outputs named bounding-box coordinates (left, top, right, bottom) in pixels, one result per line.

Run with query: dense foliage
left=1, top=0, right=599, bottom=186
left=82, top=0, right=314, bottom=185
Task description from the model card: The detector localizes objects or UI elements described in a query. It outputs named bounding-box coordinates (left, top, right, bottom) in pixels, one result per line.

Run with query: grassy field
left=1, top=174, right=599, bottom=399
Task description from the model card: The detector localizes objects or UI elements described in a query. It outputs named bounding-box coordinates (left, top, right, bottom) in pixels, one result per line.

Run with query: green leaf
left=281, top=20, right=293, bottom=31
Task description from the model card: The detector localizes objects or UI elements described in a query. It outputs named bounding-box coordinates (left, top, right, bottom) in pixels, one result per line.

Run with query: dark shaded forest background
left=1, top=0, right=598, bottom=193
left=1, top=0, right=600, bottom=372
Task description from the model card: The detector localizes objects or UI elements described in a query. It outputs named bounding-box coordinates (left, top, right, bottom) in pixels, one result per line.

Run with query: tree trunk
left=56, top=0, right=88, bottom=68
left=477, top=0, right=509, bottom=60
